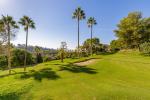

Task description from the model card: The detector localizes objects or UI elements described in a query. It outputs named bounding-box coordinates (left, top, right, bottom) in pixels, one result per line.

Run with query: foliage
left=34, top=46, right=43, bottom=63
left=0, top=23, right=7, bottom=45
left=0, top=55, right=7, bottom=70
left=83, top=38, right=102, bottom=54
left=140, top=42, right=150, bottom=56
left=114, top=12, right=150, bottom=49
left=36, top=53, right=43, bottom=63
left=0, top=49, right=34, bottom=70
left=100, top=44, right=110, bottom=53
left=18, top=16, right=35, bottom=31
left=65, top=50, right=78, bottom=59
left=43, top=55, right=54, bottom=62
left=110, top=40, right=122, bottom=52
left=12, top=49, right=34, bottom=67
left=0, top=15, right=19, bottom=40
left=0, top=15, right=19, bottom=74
left=57, top=42, right=67, bottom=62
left=72, top=7, right=86, bottom=20
left=87, top=17, right=97, bottom=27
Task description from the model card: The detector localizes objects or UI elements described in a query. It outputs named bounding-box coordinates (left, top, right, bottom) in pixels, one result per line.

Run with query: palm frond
left=19, top=15, right=35, bottom=30
left=87, top=17, right=97, bottom=27
left=72, top=7, right=86, bottom=20
left=1, top=15, right=19, bottom=29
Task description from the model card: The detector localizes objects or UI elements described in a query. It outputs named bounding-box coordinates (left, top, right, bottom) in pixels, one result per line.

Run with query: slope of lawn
left=0, top=51, right=150, bottom=100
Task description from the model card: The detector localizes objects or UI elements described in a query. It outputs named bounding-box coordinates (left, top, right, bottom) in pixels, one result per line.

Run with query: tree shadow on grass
left=0, top=92, right=20, bottom=100
left=0, top=91, right=53, bottom=100
left=20, top=68, right=60, bottom=82
left=59, top=63, right=97, bottom=74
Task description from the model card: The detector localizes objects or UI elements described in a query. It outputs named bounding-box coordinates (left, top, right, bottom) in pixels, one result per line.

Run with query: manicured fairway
left=0, top=52, right=150, bottom=100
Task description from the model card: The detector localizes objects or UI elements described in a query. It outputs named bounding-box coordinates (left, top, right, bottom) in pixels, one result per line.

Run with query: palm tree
left=87, top=17, right=97, bottom=55
left=0, top=15, right=19, bottom=74
left=19, top=16, right=35, bottom=71
left=72, top=7, right=86, bottom=57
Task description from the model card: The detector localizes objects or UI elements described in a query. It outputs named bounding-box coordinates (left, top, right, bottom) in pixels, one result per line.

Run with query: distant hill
left=16, top=44, right=57, bottom=54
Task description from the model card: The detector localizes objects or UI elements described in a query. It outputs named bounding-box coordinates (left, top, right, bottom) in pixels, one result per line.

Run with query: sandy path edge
left=74, top=59, right=99, bottom=66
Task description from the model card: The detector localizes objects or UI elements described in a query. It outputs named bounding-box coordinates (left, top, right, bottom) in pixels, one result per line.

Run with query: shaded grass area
left=20, top=68, right=60, bottom=82
left=59, top=63, right=97, bottom=74
left=0, top=79, right=33, bottom=100
left=0, top=92, right=21, bottom=100
left=0, top=53, right=150, bottom=100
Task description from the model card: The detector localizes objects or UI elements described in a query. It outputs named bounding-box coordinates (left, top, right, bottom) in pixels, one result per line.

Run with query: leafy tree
left=34, top=46, right=43, bottom=63
left=78, top=46, right=89, bottom=57
left=87, top=17, right=97, bottom=55
left=114, top=12, right=142, bottom=49
left=100, top=44, right=110, bottom=53
left=114, top=12, right=150, bottom=49
left=12, top=49, right=34, bottom=67
left=59, top=42, right=67, bottom=62
left=19, top=16, right=35, bottom=71
left=140, top=18, right=150, bottom=43
left=83, top=38, right=101, bottom=54
left=0, top=15, right=19, bottom=74
left=110, top=40, right=123, bottom=52
left=0, top=55, right=7, bottom=70
left=72, top=7, right=86, bottom=57
left=0, top=49, right=34, bottom=70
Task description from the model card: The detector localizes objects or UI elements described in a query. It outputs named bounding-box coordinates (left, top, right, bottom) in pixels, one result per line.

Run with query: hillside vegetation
left=0, top=51, right=150, bottom=100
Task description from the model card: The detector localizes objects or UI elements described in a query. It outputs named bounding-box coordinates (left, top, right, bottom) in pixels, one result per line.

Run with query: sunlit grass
left=0, top=52, right=150, bottom=100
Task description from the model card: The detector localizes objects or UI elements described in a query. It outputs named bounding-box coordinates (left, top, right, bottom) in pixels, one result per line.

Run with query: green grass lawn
left=0, top=52, right=150, bottom=100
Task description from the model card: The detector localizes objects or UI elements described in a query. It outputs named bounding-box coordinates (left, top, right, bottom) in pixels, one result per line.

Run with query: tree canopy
left=114, top=12, right=150, bottom=49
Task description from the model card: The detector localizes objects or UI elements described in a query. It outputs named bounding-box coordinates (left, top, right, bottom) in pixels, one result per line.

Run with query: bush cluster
left=140, top=42, right=150, bottom=56
left=0, top=49, right=35, bottom=70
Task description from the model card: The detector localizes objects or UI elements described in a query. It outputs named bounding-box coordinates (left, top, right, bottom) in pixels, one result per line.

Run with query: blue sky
left=0, top=0, right=150, bottom=49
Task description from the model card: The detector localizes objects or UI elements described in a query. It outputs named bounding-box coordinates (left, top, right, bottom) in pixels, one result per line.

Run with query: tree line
left=0, top=15, right=35, bottom=74
left=1, top=9, right=150, bottom=74
left=0, top=7, right=101, bottom=74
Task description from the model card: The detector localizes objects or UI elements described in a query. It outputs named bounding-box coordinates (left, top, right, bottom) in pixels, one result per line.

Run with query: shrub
left=140, top=42, right=150, bottom=56
left=110, top=40, right=122, bottom=52
left=0, top=55, right=7, bottom=69
left=80, top=51, right=89, bottom=57
left=12, top=49, right=35, bottom=67
left=43, top=55, right=55, bottom=62
left=36, top=53, right=43, bottom=63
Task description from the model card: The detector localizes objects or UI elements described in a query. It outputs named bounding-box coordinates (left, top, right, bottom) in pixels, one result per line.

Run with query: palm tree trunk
left=8, top=27, right=11, bottom=74
left=77, top=18, right=80, bottom=58
left=24, top=28, right=28, bottom=72
left=90, top=25, right=93, bottom=55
